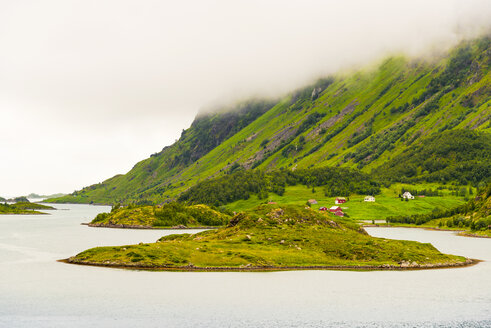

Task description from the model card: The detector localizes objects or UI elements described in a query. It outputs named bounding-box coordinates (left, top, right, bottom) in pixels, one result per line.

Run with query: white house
left=364, top=195, right=375, bottom=202
left=402, top=192, right=414, bottom=200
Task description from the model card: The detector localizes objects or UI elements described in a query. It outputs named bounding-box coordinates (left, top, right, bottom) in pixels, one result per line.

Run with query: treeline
left=178, top=166, right=380, bottom=206
left=400, top=187, right=441, bottom=197
left=400, top=186, right=473, bottom=198
left=387, top=182, right=491, bottom=231
left=372, top=130, right=491, bottom=186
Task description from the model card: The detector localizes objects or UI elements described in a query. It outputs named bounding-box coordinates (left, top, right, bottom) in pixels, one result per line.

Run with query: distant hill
left=8, top=196, right=30, bottom=203
left=48, top=36, right=491, bottom=205
left=27, top=193, right=66, bottom=199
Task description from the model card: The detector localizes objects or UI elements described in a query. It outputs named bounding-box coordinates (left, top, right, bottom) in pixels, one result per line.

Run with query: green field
left=225, top=183, right=468, bottom=221
left=385, top=182, right=491, bottom=237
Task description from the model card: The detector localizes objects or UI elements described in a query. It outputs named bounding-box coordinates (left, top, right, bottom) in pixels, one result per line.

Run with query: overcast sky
left=1, top=0, right=490, bottom=197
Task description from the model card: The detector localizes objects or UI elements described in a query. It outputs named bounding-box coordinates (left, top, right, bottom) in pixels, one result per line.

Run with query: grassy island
left=69, top=204, right=472, bottom=271
left=89, top=203, right=230, bottom=229
left=0, top=202, right=55, bottom=215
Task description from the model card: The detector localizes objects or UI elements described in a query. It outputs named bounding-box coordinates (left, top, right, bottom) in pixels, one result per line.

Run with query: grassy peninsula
left=69, top=204, right=471, bottom=271
left=90, top=203, right=230, bottom=228
left=0, top=202, right=55, bottom=214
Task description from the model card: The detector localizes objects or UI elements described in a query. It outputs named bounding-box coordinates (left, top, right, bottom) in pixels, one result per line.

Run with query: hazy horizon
left=1, top=0, right=491, bottom=197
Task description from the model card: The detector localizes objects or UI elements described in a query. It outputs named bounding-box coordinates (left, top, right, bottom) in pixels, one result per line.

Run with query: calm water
left=0, top=204, right=490, bottom=327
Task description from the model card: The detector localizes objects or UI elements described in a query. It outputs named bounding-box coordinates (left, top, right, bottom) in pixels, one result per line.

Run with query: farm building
left=334, top=210, right=344, bottom=217
left=329, top=206, right=342, bottom=212
left=319, top=206, right=328, bottom=211
left=364, top=196, right=375, bottom=202
left=335, top=197, right=347, bottom=204
left=308, top=199, right=318, bottom=204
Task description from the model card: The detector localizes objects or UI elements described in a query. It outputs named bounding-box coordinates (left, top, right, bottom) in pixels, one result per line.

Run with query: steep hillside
left=373, top=130, right=491, bottom=185
left=50, top=36, right=491, bottom=204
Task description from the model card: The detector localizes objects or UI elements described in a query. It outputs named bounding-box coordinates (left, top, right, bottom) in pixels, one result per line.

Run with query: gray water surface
left=0, top=204, right=490, bottom=327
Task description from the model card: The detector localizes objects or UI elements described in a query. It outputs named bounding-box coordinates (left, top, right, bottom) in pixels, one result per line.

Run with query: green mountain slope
left=373, top=129, right=491, bottom=185
left=49, top=36, right=491, bottom=204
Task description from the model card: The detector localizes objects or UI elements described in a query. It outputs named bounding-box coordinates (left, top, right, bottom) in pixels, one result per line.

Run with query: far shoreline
left=362, top=224, right=491, bottom=239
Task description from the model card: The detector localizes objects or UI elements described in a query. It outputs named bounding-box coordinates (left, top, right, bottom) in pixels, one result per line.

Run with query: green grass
left=91, top=203, right=230, bottom=228
left=70, top=204, right=467, bottom=270
left=384, top=182, right=491, bottom=237
left=225, top=183, right=468, bottom=221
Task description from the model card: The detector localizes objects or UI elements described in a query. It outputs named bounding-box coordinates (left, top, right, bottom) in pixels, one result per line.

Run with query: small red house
left=335, top=197, right=347, bottom=204
left=329, top=206, right=342, bottom=212
left=319, top=206, right=328, bottom=211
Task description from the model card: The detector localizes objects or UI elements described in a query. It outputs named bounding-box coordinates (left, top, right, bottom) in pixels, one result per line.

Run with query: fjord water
left=0, top=204, right=490, bottom=327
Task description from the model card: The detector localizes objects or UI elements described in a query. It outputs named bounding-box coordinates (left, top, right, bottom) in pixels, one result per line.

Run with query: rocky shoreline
left=62, top=257, right=478, bottom=272
left=362, top=224, right=491, bottom=238
left=84, top=222, right=217, bottom=230
left=457, top=231, right=491, bottom=238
